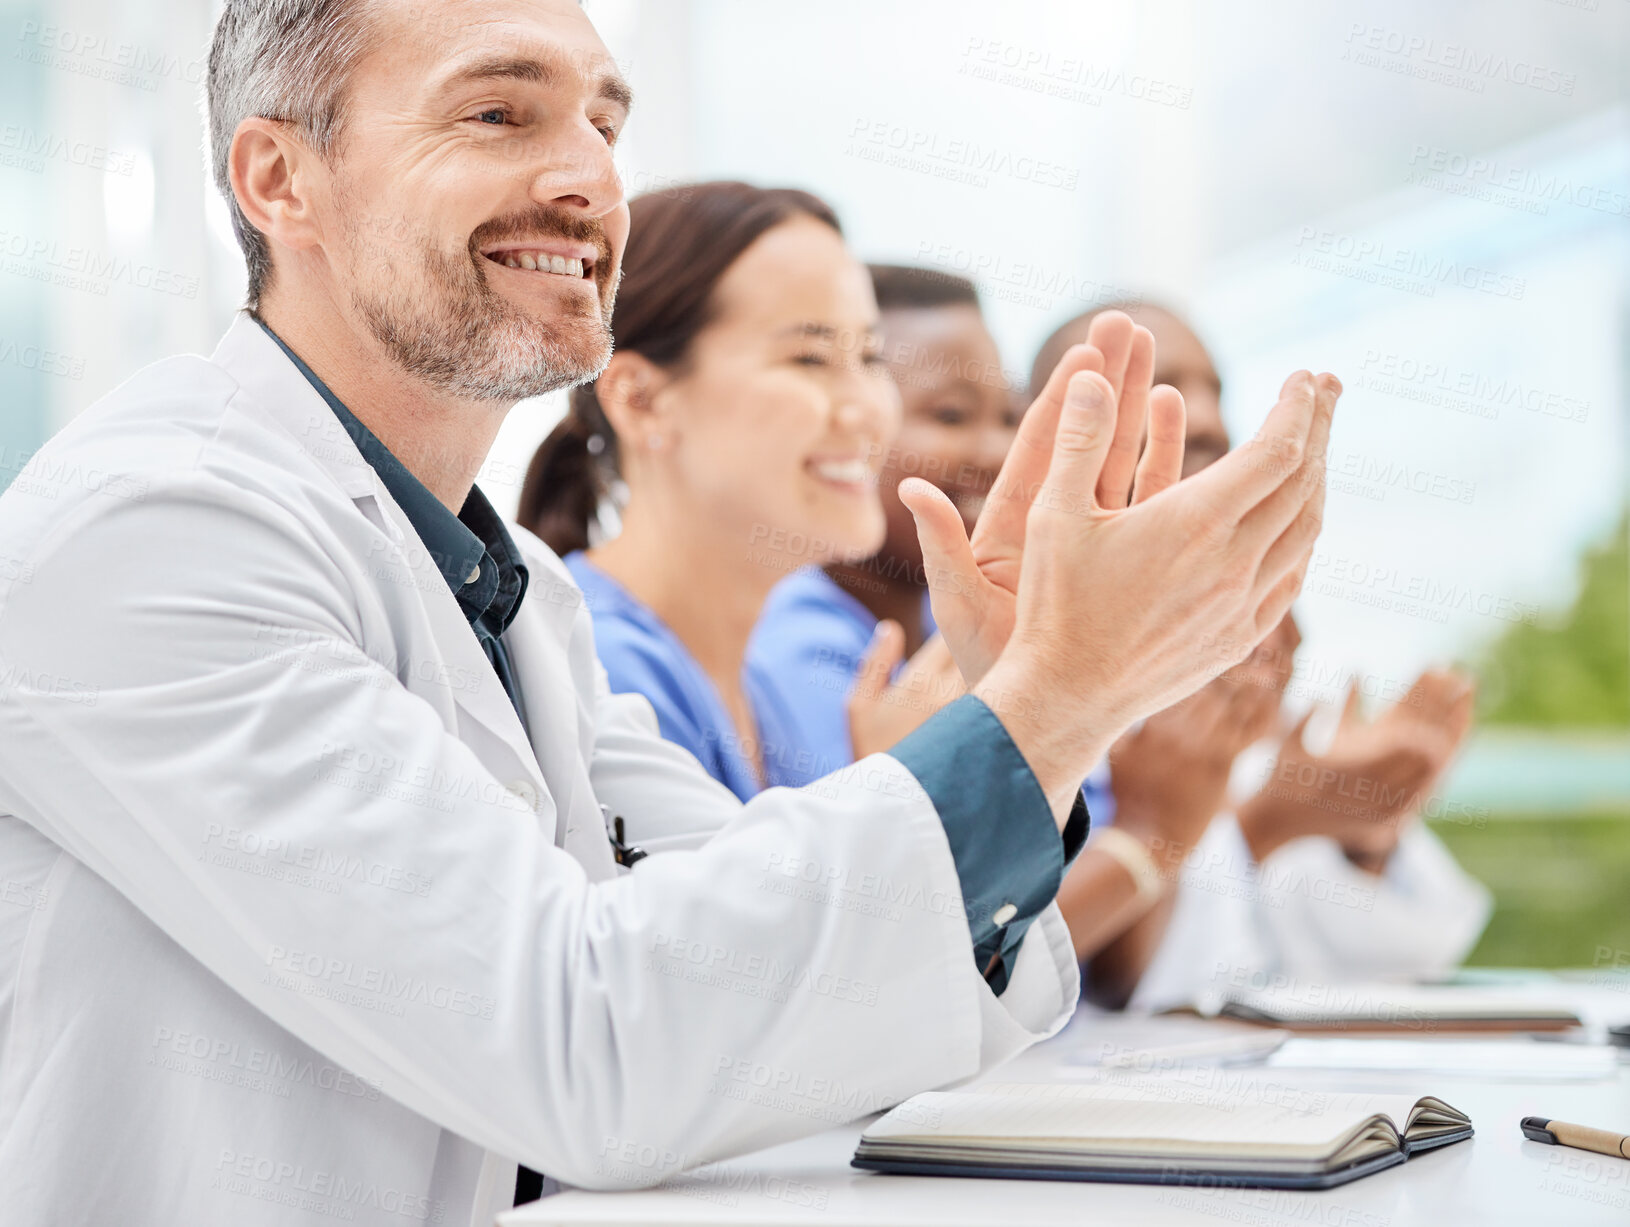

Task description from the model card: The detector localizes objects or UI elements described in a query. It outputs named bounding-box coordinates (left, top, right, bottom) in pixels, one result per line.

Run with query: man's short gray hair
left=206, top=0, right=382, bottom=309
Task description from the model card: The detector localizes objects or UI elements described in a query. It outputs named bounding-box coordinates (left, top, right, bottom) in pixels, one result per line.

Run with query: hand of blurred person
left=1076, top=612, right=1300, bottom=1004
left=963, top=365, right=1338, bottom=822
left=1336, top=669, right=1476, bottom=871
left=899, top=310, right=1188, bottom=686
left=1238, top=669, right=1475, bottom=871
left=1109, top=657, right=1287, bottom=870
left=847, top=621, right=965, bottom=760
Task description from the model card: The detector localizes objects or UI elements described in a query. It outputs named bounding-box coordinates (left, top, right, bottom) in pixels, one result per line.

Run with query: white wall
left=3, top=0, right=1624, bottom=708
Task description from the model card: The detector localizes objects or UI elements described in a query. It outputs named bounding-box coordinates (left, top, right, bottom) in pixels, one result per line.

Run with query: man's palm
left=901, top=311, right=1187, bottom=684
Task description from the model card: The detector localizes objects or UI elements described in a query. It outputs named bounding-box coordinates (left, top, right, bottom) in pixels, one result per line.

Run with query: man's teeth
left=811, top=459, right=871, bottom=484
left=497, top=253, right=586, bottom=277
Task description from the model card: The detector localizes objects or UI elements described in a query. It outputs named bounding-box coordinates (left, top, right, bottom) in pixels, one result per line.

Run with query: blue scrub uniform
left=749, top=566, right=1116, bottom=822
left=565, top=553, right=837, bottom=801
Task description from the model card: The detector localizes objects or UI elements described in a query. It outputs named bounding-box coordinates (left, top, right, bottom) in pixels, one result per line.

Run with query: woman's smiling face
left=650, top=217, right=903, bottom=566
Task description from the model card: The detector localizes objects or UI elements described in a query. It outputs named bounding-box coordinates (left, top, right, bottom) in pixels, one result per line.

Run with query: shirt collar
left=457, top=486, right=529, bottom=638
left=256, top=318, right=528, bottom=636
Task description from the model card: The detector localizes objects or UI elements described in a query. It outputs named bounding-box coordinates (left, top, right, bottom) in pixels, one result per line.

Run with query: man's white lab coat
left=0, top=316, right=1077, bottom=1227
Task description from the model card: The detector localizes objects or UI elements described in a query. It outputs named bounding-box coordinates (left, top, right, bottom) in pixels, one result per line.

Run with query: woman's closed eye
left=794, top=351, right=887, bottom=370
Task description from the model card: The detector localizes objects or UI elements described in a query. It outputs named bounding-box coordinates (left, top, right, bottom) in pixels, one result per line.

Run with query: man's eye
left=473, top=108, right=509, bottom=126
left=930, top=407, right=969, bottom=426
left=596, top=123, right=620, bottom=145
left=793, top=353, right=829, bottom=367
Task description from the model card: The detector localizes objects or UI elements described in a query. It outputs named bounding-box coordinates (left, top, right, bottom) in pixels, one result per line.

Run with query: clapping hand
left=1110, top=615, right=1297, bottom=861
left=1241, top=669, right=1475, bottom=870
left=901, top=310, right=1186, bottom=686
left=847, top=623, right=965, bottom=759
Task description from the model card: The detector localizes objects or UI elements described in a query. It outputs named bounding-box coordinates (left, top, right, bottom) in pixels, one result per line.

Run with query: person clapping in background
left=1031, top=303, right=1491, bottom=1010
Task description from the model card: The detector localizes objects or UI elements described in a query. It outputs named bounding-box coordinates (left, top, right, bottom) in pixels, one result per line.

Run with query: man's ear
left=596, top=351, right=674, bottom=447
left=229, top=118, right=325, bottom=259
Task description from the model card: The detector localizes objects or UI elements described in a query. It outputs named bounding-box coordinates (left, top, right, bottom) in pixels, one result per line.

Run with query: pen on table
left=1520, top=1116, right=1630, bottom=1159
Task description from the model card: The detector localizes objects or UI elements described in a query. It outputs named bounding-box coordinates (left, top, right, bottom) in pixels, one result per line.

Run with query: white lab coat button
left=507, top=779, right=541, bottom=813
left=991, top=903, right=1018, bottom=927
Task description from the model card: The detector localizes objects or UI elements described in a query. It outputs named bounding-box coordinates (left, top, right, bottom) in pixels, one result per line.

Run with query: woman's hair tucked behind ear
left=518, top=181, right=841, bottom=556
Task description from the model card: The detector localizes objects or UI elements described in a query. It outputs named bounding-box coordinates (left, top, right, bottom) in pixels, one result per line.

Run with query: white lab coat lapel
left=503, top=579, right=620, bottom=881
left=373, top=495, right=552, bottom=798
left=210, top=315, right=556, bottom=838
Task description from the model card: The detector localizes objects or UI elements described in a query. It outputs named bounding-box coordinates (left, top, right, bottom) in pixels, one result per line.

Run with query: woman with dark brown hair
left=519, top=181, right=957, bottom=801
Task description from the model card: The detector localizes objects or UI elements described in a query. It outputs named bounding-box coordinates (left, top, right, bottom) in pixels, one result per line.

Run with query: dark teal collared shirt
left=258, top=321, right=531, bottom=735
left=890, top=699, right=1089, bottom=993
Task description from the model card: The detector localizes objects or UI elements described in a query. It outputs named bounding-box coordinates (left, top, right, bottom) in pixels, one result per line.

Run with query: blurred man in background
left=1033, top=304, right=1491, bottom=1010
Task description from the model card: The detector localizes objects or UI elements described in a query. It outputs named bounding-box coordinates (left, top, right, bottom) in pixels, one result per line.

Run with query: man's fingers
left=974, top=342, right=1103, bottom=551
left=1131, top=384, right=1186, bottom=505
left=1273, top=369, right=1339, bottom=551
left=1096, top=324, right=1155, bottom=510
left=1305, top=372, right=1340, bottom=484
left=851, top=619, right=905, bottom=707
left=1087, top=310, right=1135, bottom=411
left=1188, top=370, right=1319, bottom=527
left=1251, top=497, right=1321, bottom=614
left=1036, top=370, right=1118, bottom=524
left=1236, top=372, right=1340, bottom=564
left=899, top=476, right=984, bottom=643
left=1251, top=555, right=1309, bottom=649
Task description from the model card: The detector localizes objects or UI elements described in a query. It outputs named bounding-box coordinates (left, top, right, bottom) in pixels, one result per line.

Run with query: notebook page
left=864, top=1085, right=1392, bottom=1155
left=982, top=1082, right=1426, bottom=1129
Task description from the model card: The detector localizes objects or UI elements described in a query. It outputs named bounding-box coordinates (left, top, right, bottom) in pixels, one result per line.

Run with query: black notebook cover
left=852, top=1125, right=1472, bottom=1190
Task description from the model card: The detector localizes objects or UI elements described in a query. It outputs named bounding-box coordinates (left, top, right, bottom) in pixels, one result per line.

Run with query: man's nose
left=527, top=122, right=625, bottom=218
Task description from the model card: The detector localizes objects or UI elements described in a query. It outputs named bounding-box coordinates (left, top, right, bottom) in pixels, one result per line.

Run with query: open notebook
left=852, top=1083, right=1472, bottom=1190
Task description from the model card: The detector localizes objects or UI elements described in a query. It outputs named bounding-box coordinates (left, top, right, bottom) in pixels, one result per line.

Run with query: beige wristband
left=1087, top=826, right=1166, bottom=908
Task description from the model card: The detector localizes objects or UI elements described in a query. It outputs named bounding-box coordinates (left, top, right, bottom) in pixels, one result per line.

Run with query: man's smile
left=480, top=241, right=599, bottom=281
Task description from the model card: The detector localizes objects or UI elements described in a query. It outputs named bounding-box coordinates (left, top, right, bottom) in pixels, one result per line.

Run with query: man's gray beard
left=350, top=239, right=614, bottom=402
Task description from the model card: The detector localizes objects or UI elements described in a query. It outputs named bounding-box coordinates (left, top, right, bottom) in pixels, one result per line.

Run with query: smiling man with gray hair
left=0, top=1, right=1336, bottom=1223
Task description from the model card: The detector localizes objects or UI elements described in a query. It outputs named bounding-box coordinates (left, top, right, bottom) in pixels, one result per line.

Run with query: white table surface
left=504, top=1009, right=1630, bottom=1227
